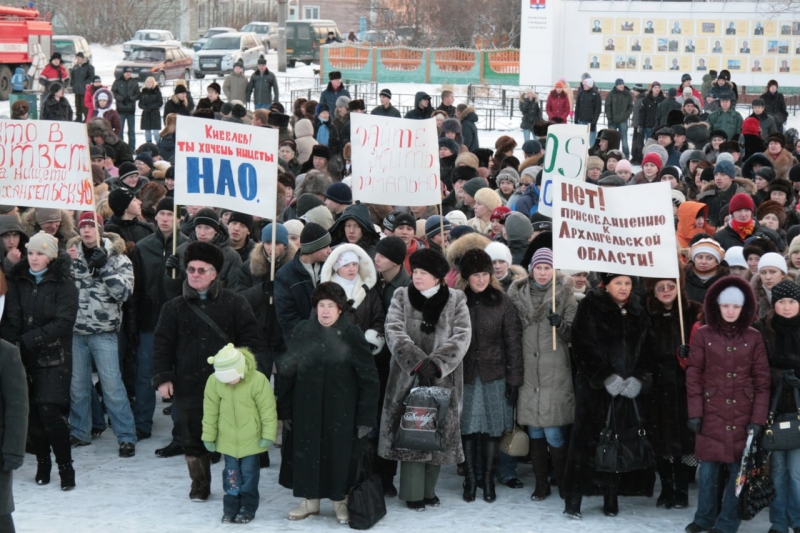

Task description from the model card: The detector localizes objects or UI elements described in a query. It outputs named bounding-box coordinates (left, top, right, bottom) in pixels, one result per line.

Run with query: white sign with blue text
left=536, top=124, right=590, bottom=217
left=174, top=115, right=279, bottom=219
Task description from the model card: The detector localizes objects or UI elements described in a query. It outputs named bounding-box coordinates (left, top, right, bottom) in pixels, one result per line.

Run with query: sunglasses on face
left=187, top=266, right=215, bottom=275
left=655, top=283, right=677, bottom=293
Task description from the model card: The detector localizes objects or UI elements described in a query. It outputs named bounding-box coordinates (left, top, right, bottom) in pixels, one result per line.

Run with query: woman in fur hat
left=563, top=272, right=655, bottom=519
left=279, top=282, right=380, bottom=523
left=519, top=88, right=542, bottom=144
left=138, top=77, right=163, bottom=143
left=684, top=276, right=770, bottom=533
left=41, top=82, right=73, bottom=122
left=454, top=249, right=523, bottom=503
left=507, top=248, right=576, bottom=503
left=197, top=82, right=223, bottom=113
left=643, top=273, right=702, bottom=510
left=765, top=132, right=799, bottom=181
left=766, top=178, right=800, bottom=229
left=378, top=248, right=472, bottom=512
left=467, top=189, right=503, bottom=235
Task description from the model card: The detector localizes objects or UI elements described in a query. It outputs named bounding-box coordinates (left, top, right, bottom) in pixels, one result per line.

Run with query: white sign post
left=174, top=116, right=279, bottom=219
left=553, top=178, right=679, bottom=279
left=537, top=124, right=590, bottom=217
left=349, top=113, right=441, bottom=207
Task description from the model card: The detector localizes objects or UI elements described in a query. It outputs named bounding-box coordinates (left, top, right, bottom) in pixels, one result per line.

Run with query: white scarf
left=333, top=273, right=359, bottom=298
left=420, top=284, right=441, bottom=299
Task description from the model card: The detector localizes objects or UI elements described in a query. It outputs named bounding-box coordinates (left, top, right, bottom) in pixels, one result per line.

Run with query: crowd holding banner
left=0, top=61, right=798, bottom=533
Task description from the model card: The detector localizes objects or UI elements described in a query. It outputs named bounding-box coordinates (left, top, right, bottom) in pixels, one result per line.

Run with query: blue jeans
left=523, top=129, right=532, bottom=143
left=134, top=332, right=156, bottom=433
left=91, top=386, right=106, bottom=432
left=496, top=451, right=519, bottom=483
left=119, top=113, right=136, bottom=149
left=143, top=130, right=159, bottom=143
left=527, top=426, right=565, bottom=448
left=223, top=454, right=261, bottom=516
left=253, top=103, right=270, bottom=110
left=643, top=127, right=654, bottom=142
left=576, top=121, right=597, bottom=145
left=693, top=461, right=741, bottom=533
left=70, top=332, right=137, bottom=444
left=608, top=121, right=630, bottom=159
left=770, top=447, right=800, bottom=531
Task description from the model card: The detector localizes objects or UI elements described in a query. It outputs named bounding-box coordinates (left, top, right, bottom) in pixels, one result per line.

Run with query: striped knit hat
left=529, top=247, right=553, bottom=272
left=208, top=344, right=246, bottom=384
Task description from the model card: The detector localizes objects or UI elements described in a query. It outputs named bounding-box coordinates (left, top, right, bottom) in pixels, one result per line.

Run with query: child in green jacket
left=202, top=344, right=278, bottom=524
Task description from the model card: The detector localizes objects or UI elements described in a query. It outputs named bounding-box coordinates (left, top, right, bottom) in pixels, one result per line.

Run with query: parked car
left=52, top=36, right=92, bottom=69
left=357, top=30, right=395, bottom=45
left=193, top=32, right=265, bottom=78
left=241, top=22, right=279, bottom=50
left=286, top=19, right=341, bottom=68
left=193, top=27, right=237, bottom=52
left=122, top=30, right=181, bottom=57
left=114, top=45, right=192, bottom=86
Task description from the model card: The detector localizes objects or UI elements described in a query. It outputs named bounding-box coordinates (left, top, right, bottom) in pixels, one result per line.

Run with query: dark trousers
left=74, top=93, right=88, bottom=122
left=29, top=403, right=72, bottom=464
left=177, top=407, right=207, bottom=457
left=0, top=513, right=14, bottom=533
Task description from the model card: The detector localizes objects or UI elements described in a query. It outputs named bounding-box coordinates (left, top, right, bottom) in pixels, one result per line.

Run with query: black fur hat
left=459, top=249, right=493, bottom=279
left=311, top=281, right=352, bottom=311
left=183, top=241, right=224, bottom=273
left=767, top=179, right=793, bottom=202
left=409, top=248, right=450, bottom=280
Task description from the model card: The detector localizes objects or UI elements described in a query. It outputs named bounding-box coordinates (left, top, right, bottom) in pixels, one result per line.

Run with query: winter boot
left=155, top=439, right=183, bottom=458
left=672, top=462, right=689, bottom=509
left=259, top=451, right=270, bottom=468
left=481, top=435, right=498, bottom=503
left=529, top=438, right=552, bottom=501
left=333, top=499, right=349, bottom=524
left=288, top=499, right=320, bottom=520
left=603, top=485, right=619, bottom=517
left=185, top=455, right=211, bottom=501
left=58, top=462, right=75, bottom=491
left=656, top=457, right=676, bottom=508
left=563, top=494, right=582, bottom=519
left=549, top=445, right=568, bottom=499
left=35, top=456, right=52, bottom=485
left=461, top=435, right=478, bottom=502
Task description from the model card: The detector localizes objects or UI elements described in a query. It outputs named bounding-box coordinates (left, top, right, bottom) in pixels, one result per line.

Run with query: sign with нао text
left=537, top=124, right=589, bottom=217
left=553, top=178, right=679, bottom=278
left=0, top=120, right=93, bottom=210
left=349, top=113, right=441, bottom=207
left=174, top=116, right=278, bottom=220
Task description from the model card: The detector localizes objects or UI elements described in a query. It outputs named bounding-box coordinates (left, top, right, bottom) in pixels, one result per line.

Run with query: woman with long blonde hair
left=138, top=76, right=163, bottom=143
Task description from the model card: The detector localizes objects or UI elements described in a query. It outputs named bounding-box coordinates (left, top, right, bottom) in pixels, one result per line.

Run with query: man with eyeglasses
left=153, top=241, right=261, bottom=501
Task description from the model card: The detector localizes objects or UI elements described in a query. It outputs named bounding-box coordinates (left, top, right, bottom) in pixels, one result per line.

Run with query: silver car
left=193, top=32, right=266, bottom=78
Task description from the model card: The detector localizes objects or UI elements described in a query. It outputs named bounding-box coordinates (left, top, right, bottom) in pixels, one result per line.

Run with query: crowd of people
left=0, top=56, right=798, bottom=533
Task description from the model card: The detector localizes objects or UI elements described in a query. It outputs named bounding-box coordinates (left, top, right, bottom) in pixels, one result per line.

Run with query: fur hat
left=768, top=132, right=786, bottom=148
left=496, top=168, right=520, bottom=188
left=409, top=248, right=450, bottom=280
left=459, top=249, right=493, bottom=279
left=767, top=179, right=793, bottom=201
left=184, top=241, right=224, bottom=272
left=311, top=281, right=351, bottom=311
left=757, top=200, right=786, bottom=227
left=441, top=118, right=462, bottom=136
left=26, top=231, right=58, bottom=260
left=485, top=241, right=512, bottom=265
left=587, top=156, right=605, bottom=171
left=494, top=135, right=517, bottom=156
left=743, top=237, right=778, bottom=260
left=335, top=95, right=351, bottom=109
left=438, top=137, right=460, bottom=156
left=347, top=99, right=365, bottom=112
left=453, top=166, right=479, bottom=185
left=643, top=143, right=669, bottom=167
left=667, top=109, right=685, bottom=127
left=329, top=71, right=342, bottom=80
left=300, top=170, right=332, bottom=197
left=267, top=112, right=290, bottom=128
left=375, top=235, right=406, bottom=265
left=474, top=188, right=503, bottom=212
left=455, top=152, right=479, bottom=170
left=311, top=145, right=330, bottom=160
left=232, top=104, right=247, bottom=118
left=300, top=222, right=331, bottom=254
left=719, top=141, right=740, bottom=154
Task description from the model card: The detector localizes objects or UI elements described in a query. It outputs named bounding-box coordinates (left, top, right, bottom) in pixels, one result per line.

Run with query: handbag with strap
left=499, top=408, right=529, bottom=457
left=737, top=436, right=776, bottom=520
left=763, top=380, right=800, bottom=452
left=187, top=301, right=230, bottom=344
left=595, top=397, right=655, bottom=473
left=347, top=449, right=387, bottom=530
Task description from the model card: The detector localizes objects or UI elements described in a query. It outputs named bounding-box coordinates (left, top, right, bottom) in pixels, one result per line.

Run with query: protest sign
left=0, top=120, right=93, bottom=209
left=174, top=115, right=279, bottom=219
left=350, top=114, right=440, bottom=206
left=553, top=178, right=679, bottom=278
left=537, top=124, right=590, bottom=217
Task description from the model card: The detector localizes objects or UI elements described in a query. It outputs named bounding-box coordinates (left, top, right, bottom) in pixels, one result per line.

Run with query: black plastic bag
left=348, top=451, right=386, bottom=530
left=394, top=386, right=452, bottom=452
left=737, top=437, right=776, bottom=521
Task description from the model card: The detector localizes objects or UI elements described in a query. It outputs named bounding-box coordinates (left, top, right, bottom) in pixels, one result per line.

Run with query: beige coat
left=294, top=118, right=318, bottom=164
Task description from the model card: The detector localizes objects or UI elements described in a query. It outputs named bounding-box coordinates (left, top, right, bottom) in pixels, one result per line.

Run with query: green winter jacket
left=604, top=86, right=633, bottom=125
left=201, top=348, right=278, bottom=458
left=707, top=108, right=743, bottom=142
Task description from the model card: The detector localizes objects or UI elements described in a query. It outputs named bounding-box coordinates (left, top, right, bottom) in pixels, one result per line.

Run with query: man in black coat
left=0, top=340, right=28, bottom=532
left=111, top=68, right=140, bottom=150
left=274, top=223, right=332, bottom=344
left=436, top=90, right=456, bottom=117
left=152, top=241, right=261, bottom=501
left=130, top=197, right=188, bottom=451
left=370, top=88, right=401, bottom=118
left=404, top=91, right=433, bottom=120
left=246, top=58, right=279, bottom=109
left=104, top=188, right=154, bottom=246
left=69, top=52, right=95, bottom=122
left=574, top=78, right=602, bottom=145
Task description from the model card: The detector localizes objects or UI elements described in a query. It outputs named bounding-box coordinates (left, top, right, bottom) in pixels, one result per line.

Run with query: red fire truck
left=0, top=6, right=52, bottom=100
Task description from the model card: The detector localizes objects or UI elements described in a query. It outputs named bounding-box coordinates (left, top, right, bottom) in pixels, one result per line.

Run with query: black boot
left=186, top=455, right=211, bottom=501
left=603, top=484, right=619, bottom=517
left=481, top=435, right=498, bottom=503
left=35, top=456, right=51, bottom=485
left=461, top=435, right=477, bottom=502
left=529, top=438, right=551, bottom=501
left=672, top=461, right=689, bottom=509
left=58, top=461, right=75, bottom=491
left=259, top=451, right=270, bottom=468
left=549, top=445, right=567, bottom=499
left=155, top=439, right=184, bottom=458
left=564, top=494, right=582, bottom=519
left=656, top=457, right=676, bottom=508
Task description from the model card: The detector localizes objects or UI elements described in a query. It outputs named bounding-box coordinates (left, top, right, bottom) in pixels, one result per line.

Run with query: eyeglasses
left=187, top=266, right=215, bottom=275
left=655, top=283, right=677, bottom=293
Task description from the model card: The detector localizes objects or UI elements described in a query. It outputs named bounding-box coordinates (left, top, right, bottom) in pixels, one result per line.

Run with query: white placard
left=537, top=124, right=589, bottom=217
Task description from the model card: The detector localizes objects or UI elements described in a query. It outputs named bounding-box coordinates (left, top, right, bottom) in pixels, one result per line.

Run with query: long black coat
left=138, top=86, right=163, bottom=130
left=274, top=255, right=316, bottom=344
left=0, top=339, right=27, bottom=515
left=757, top=313, right=800, bottom=415
left=564, top=288, right=655, bottom=496
left=151, top=279, right=261, bottom=410
left=278, top=316, right=380, bottom=501
left=1, top=254, right=78, bottom=406
left=639, top=91, right=666, bottom=129
left=646, top=292, right=702, bottom=457
left=574, top=88, right=602, bottom=127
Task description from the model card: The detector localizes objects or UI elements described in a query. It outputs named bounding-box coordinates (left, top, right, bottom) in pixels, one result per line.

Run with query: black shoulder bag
left=595, top=397, right=655, bottom=473
left=187, top=301, right=230, bottom=344
left=763, top=381, right=800, bottom=452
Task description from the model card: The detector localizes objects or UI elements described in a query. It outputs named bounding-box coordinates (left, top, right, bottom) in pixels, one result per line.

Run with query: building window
left=198, top=4, right=207, bottom=30
left=303, top=5, right=320, bottom=19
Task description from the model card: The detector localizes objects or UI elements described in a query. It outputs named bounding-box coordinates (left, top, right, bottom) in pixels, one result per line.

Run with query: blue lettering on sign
left=186, top=157, right=259, bottom=201
left=541, top=178, right=553, bottom=207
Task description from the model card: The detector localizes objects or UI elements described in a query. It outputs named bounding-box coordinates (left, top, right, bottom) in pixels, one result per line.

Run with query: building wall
left=299, top=0, right=362, bottom=35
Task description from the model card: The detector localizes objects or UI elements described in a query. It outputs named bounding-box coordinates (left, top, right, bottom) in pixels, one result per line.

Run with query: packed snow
left=7, top=43, right=783, bottom=532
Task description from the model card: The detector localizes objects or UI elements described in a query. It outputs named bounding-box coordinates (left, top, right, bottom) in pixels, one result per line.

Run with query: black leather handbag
left=595, top=398, right=655, bottom=473
left=763, top=381, right=800, bottom=452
